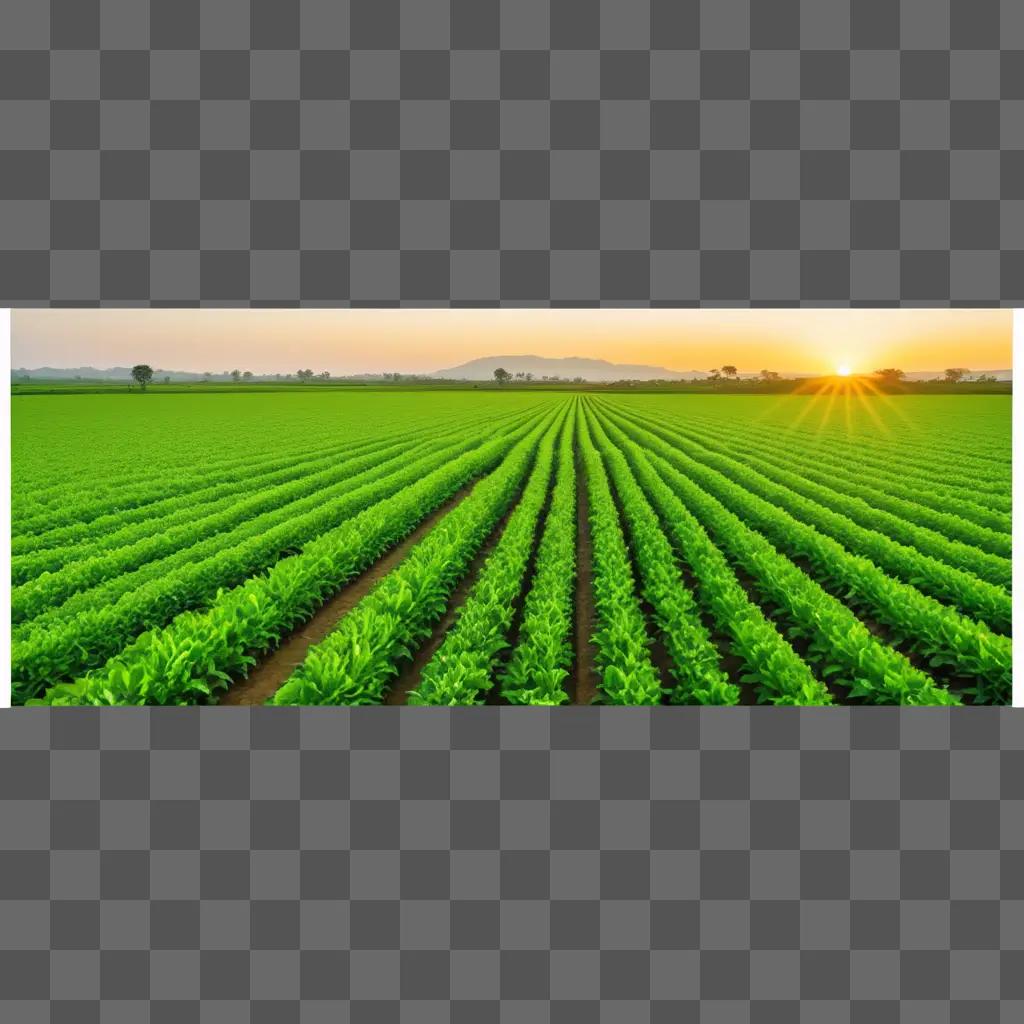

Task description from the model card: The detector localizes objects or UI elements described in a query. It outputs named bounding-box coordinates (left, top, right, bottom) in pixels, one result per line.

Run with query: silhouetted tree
left=874, top=368, right=905, bottom=385
left=721, top=365, right=738, bottom=379
left=493, top=367, right=512, bottom=384
left=944, top=367, right=969, bottom=383
left=131, top=364, right=154, bottom=391
left=760, top=370, right=780, bottom=381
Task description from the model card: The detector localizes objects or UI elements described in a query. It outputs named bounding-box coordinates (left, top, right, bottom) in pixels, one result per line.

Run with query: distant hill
left=432, top=355, right=702, bottom=382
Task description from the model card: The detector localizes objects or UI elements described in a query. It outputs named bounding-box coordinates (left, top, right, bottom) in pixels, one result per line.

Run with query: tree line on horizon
left=489, top=365, right=1002, bottom=386
left=18, top=363, right=1004, bottom=391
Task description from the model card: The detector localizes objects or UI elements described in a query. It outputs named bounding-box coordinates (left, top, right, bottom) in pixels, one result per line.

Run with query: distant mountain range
left=433, top=355, right=707, bottom=381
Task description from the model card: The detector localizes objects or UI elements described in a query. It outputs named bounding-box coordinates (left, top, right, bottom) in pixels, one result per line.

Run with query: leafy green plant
left=410, top=406, right=569, bottom=705
left=604, top=402, right=1011, bottom=630
left=27, top=409, right=552, bottom=703
left=601, top=404, right=1007, bottom=703
left=597, top=407, right=955, bottom=706
left=272, top=408, right=567, bottom=705
left=500, top=408, right=578, bottom=706
left=593, top=407, right=831, bottom=706
left=586, top=407, right=737, bottom=705
left=576, top=407, right=661, bottom=705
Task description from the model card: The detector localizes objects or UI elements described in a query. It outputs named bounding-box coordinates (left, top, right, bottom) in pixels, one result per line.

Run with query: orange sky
left=11, top=308, right=1012, bottom=376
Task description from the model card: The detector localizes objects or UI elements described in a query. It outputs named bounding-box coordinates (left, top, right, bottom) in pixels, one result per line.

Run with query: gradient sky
left=11, top=308, right=1012, bottom=376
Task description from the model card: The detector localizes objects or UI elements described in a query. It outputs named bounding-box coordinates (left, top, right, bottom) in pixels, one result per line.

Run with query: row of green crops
left=21, top=406, right=552, bottom=700
left=669, top=392, right=1009, bottom=476
left=38, top=407, right=558, bottom=706
left=499, top=409, right=578, bottom=705
left=599, top=405, right=1010, bottom=704
left=596, top=409, right=952, bottom=706
left=16, top=433, right=376, bottom=536
left=271, top=407, right=566, bottom=705
left=602, top=402, right=1011, bottom=631
left=14, top=401, right=537, bottom=556
left=14, top=390, right=539, bottom=516
left=585, top=407, right=737, bottom=705
left=635, top=404, right=1010, bottom=564
left=592, top=409, right=833, bottom=706
left=18, top=389, right=1010, bottom=706
left=650, top=405, right=1011, bottom=520
left=13, top=405, right=536, bottom=619
left=409, top=407, right=569, bottom=705
left=575, top=406, right=662, bottom=704
left=14, top=436, right=385, bottom=570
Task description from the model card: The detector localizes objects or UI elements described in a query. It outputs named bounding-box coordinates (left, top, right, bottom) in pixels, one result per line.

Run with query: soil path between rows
left=385, top=504, right=516, bottom=705
left=218, top=486, right=474, bottom=706
left=573, top=442, right=598, bottom=705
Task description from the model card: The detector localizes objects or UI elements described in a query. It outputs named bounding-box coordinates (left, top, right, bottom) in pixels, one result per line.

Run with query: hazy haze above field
left=12, top=308, right=1012, bottom=377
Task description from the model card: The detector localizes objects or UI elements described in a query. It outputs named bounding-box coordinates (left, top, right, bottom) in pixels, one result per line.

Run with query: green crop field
left=11, top=389, right=1010, bottom=706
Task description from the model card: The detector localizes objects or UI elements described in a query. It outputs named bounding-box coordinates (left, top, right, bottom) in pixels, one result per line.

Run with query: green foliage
left=12, top=386, right=1011, bottom=707
left=500, top=411, right=578, bottom=705
left=272, top=409, right=565, bottom=705
left=577, top=407, right=662, bottom=705
left=410, top=407, right=569, bottom=705
left=36, top=411, right=552, bottom=706
left=607, top=404, right=1011, bottom=633
left=602, top=405, right=1006, bottom=704
left=586, top=408, right=737, bottom=705
left=595, top=411, right=831, bottom=706
left=130, top=364, right=153, bottom=390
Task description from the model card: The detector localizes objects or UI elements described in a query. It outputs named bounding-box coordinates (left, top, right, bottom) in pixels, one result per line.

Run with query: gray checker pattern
left=1, top=1, right=1023, bottom=305
left=0, top=707, right=1022, bottom=1021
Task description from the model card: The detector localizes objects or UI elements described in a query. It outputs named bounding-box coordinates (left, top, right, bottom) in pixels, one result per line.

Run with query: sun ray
left=854, top=376, right=916, bottom=435
left=817, top=380, right=840, bottom=433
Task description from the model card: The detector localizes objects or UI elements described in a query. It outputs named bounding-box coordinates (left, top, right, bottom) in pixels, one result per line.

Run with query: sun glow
left=836, top=364, right=852, bottom=377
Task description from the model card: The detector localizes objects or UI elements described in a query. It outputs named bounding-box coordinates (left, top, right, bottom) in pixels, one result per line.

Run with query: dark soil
left=572, top=444, right=599, bottom=705
left=385, top=503, right=517, bottom=705
left=484, top=473, right=557, bottom=705
left=217, top=486, right=474, bottom=706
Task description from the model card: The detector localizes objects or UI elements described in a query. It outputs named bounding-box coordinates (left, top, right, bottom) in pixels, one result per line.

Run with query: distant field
left=11, top=377, right=1012, bottom=396
left=12, top=390, right=1010, bottom=706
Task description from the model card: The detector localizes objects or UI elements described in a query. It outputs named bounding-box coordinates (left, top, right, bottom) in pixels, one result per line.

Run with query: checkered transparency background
left=1, top=708, right=1023, bottom=1023
left=1, top=0, right=1023, bottom=305
left=2, top=2, right=1023, bottom=1020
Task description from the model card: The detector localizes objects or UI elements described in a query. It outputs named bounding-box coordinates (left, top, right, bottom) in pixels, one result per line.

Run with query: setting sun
left=836, top=364, right=852, bottom=377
